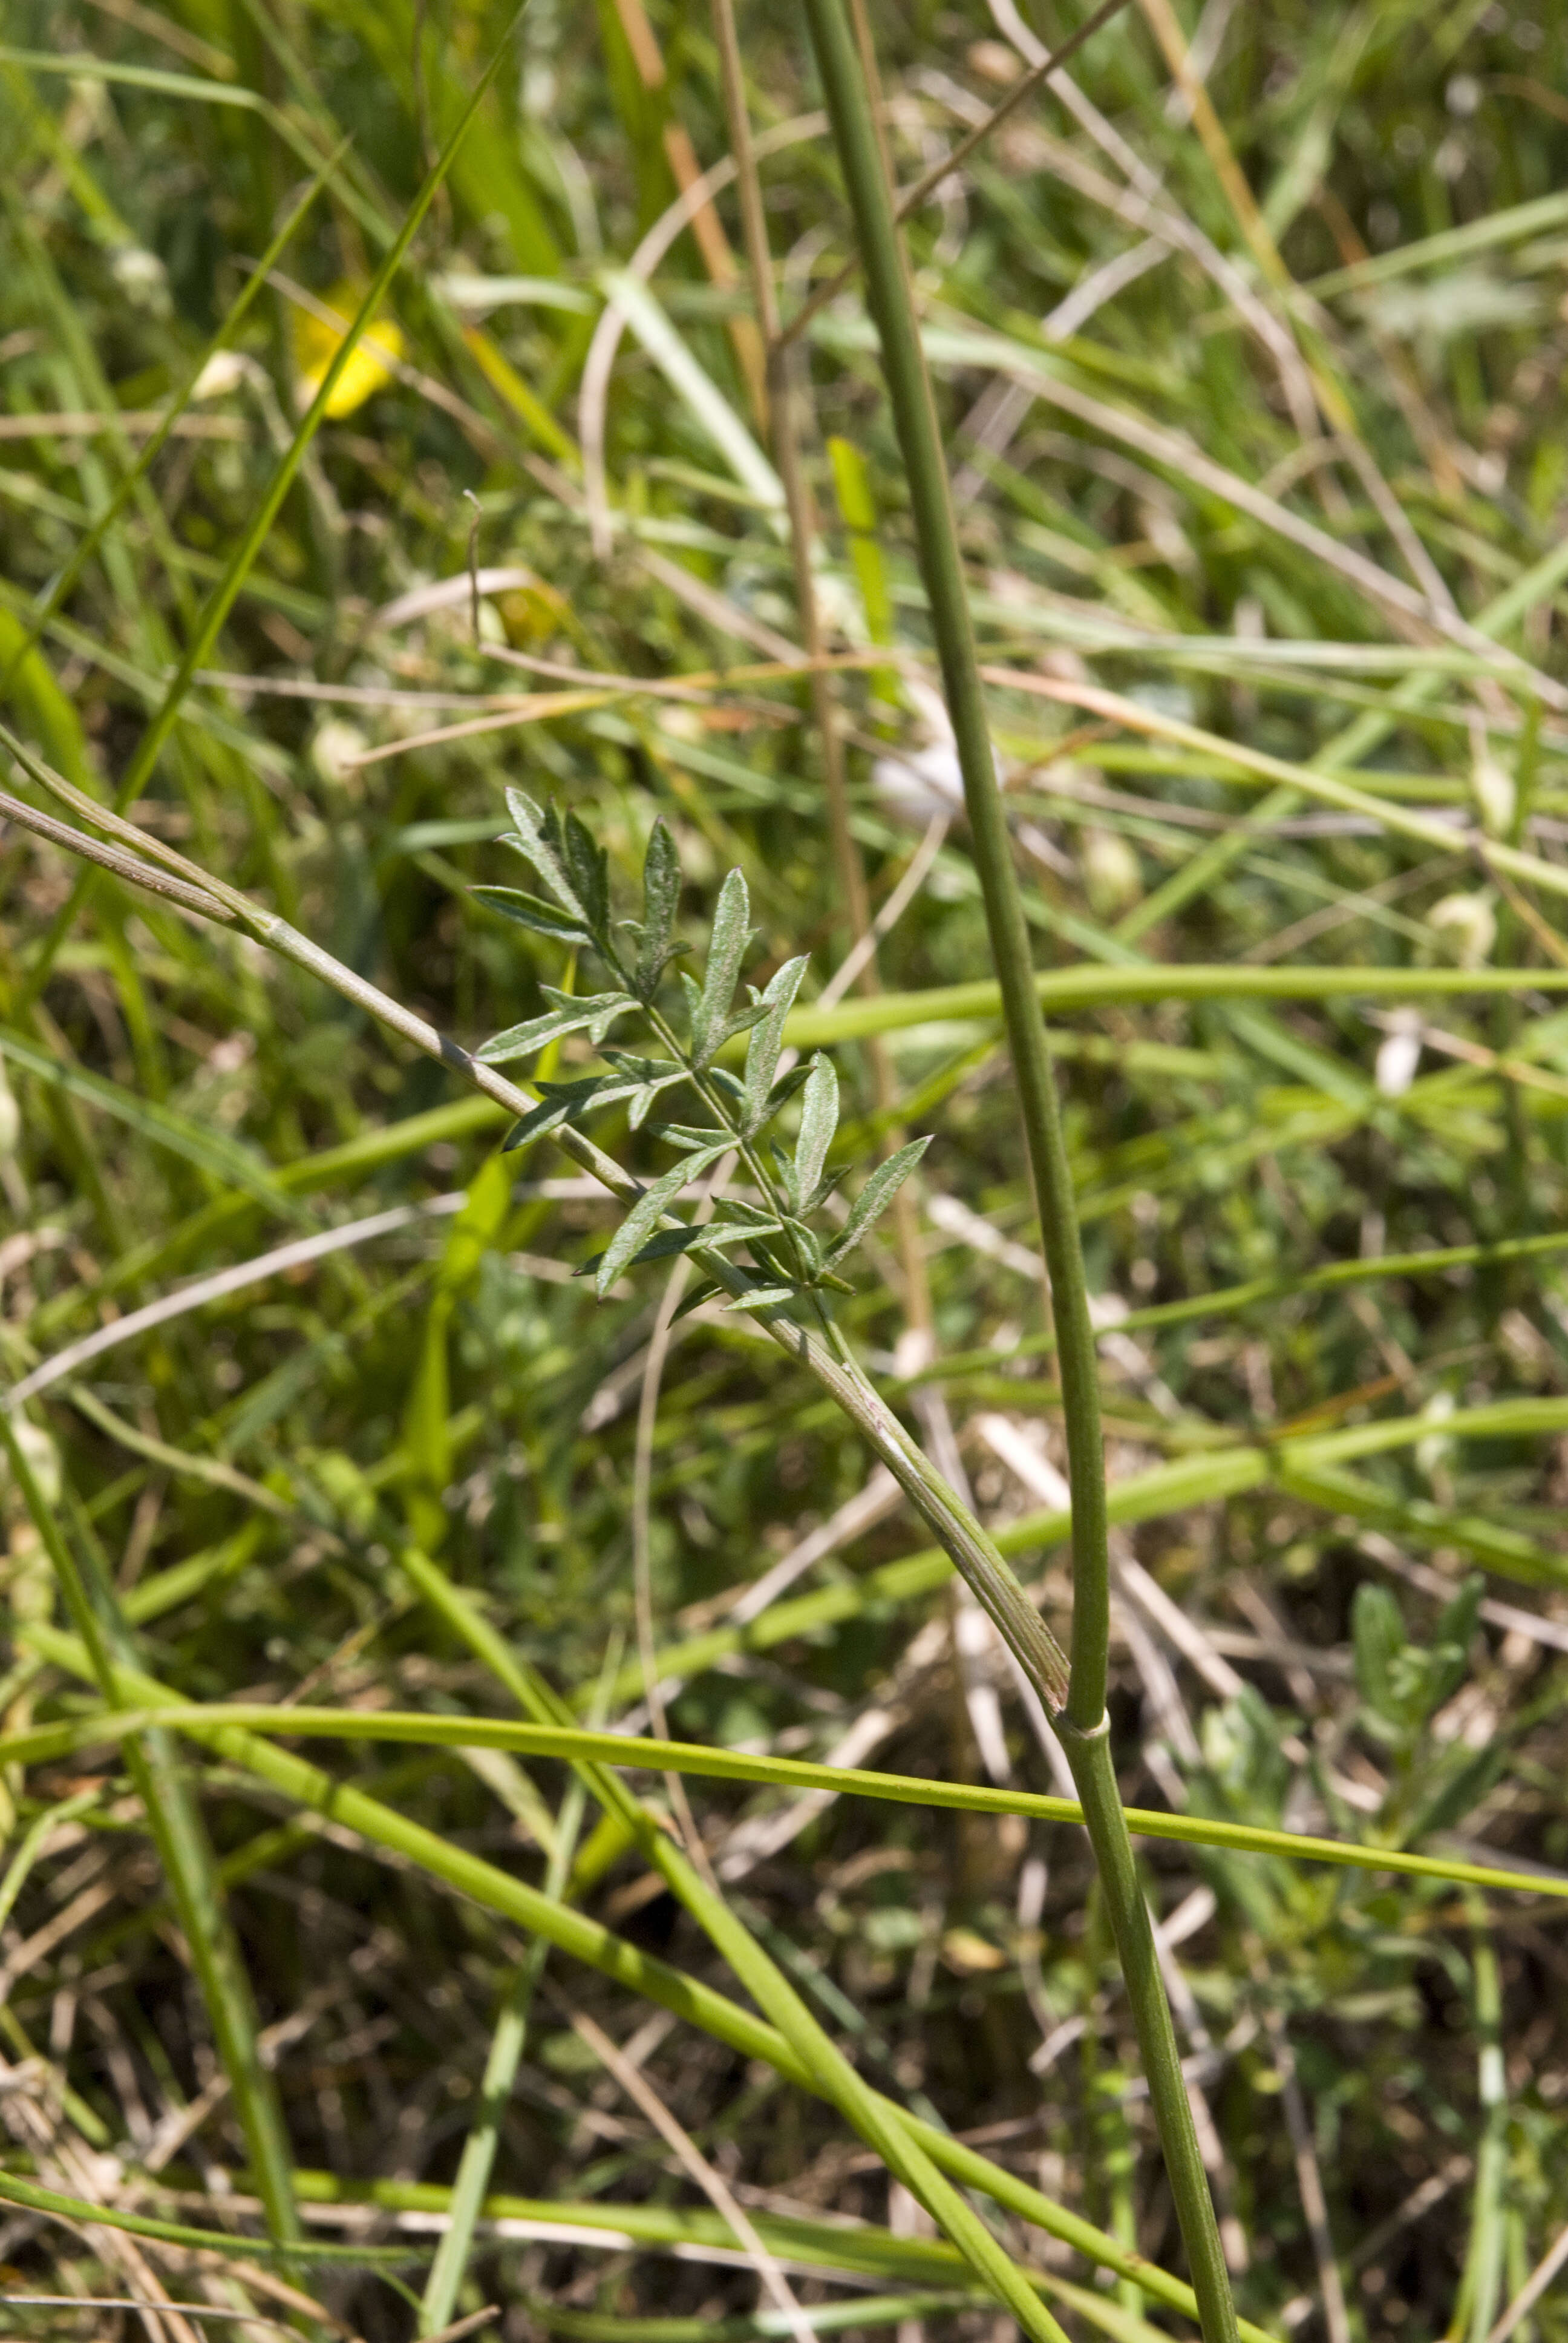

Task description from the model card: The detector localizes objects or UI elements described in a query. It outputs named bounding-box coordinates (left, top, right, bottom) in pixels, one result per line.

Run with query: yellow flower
left=292, top=281, right=405, bottom=418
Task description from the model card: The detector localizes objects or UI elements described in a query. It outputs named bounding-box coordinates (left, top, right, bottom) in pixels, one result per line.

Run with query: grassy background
left=3, top=0, right=1568, bottom=2337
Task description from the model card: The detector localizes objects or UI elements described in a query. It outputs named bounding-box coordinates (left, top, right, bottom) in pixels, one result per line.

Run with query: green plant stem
left=0, top=1417, right=302, bottom=2250
left=1457, top=1891, right=1509, bottom=2343
left=796, top=5, right=1236, bottom=2338
left=9, top=1698, right=1566, bottom=1905
left=1062, top=1720, right=1235, bottom=2336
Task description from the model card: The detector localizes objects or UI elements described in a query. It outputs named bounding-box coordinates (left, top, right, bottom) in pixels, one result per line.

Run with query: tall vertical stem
left=795, top=6, right=1238, bottom=2338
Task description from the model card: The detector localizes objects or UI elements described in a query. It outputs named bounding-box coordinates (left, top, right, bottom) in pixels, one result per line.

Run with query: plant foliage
left=480, top=796, right=927, bottom=1308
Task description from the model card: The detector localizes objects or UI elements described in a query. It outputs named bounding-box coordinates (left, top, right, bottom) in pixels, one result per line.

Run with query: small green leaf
left=742, top=955, right=809, bottom=1132
left=716, top=1197, right=782, bottom=1230
left=596, top=1163, right=693, bottom=1295
left=563, top=811, right=611, bottom=938
left=719, top=1000, right=769, bottom=1048
left=475, top=992, right=633, bottom=1066
left=646, top=1122, right=731, bottom=1152
left=627, top=1222, right=777, bottom=1267
left=595, top=1137, right=731, bottom=1296
left=1407, top=1738, right=1507, bottom=1841
left=538, top=986, right=635, bottom=1043
left=503, top=790, right=586, bottom=920
left=636, top=820, right=681, bottom=999
left=599, top=1049, right=690, bottom=1128
left=501, top=1075, right=610, bottom=1150
left=792, top=1054, right=839, bottom=1206
left=472, top=885, right=593, bottom=946
left=766, top=1062, right=813, bottom=1114
left=688, top=867, right=752, bottom=1065
left=1435, top=1572, right=1484, bottom=1664
left=782, top=1215, right=824, bottom=1275
left=724, top=1283, right=796, bottom=1313
left=824, top=1136, right=932, bottom=1265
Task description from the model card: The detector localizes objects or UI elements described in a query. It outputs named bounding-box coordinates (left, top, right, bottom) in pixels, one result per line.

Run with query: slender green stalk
left=780, top=958, right=1568, bottom=1047
left=793, top=0, right=1110, bottom=1713
left=795, top=4, right=1237, bottom=2335
left=0, top=2169, right=397, bottom=2268
left=8, top=1697, right=1566, bottom=1904
left=0, top=1415, right=302, bottom=2250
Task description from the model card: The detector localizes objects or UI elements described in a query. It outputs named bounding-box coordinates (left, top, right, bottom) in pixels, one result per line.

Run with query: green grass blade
left=0, top=1024, right=304, bottom=1214
left=779, top=964, right=1568, bottom=1052
left=0, top=2169, right=414, bottom=2267
left=8, top=1703, right=1562, bottom=1904
left=416, top=1768, right=590, bottom=2332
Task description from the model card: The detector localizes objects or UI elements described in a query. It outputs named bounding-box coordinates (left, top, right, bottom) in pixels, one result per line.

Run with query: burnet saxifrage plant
left=469, top=778, right=1239, bottom=2343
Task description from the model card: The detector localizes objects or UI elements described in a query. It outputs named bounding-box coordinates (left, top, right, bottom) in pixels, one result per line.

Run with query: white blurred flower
left=871, top=738, right=965, bottom=824
left=192, top=350, right=252, bottom=402
left=0, top=1061, right=18, bottom=1158
left=1416, top=1388, right=1456, bottom=1478
left=310, top=720, right=368, bottom=787
left=1375, top=1009, right=1422, bottom=1098
left=871, top=674, right=1002, bottom=827
left=1080, top=826, right=1142, bottom=917
left=1428, top=890, right=1496, bottom=967
left=111, top=245, right=171, bottom=315
left=1470, top=732, right=1515, bottom=837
